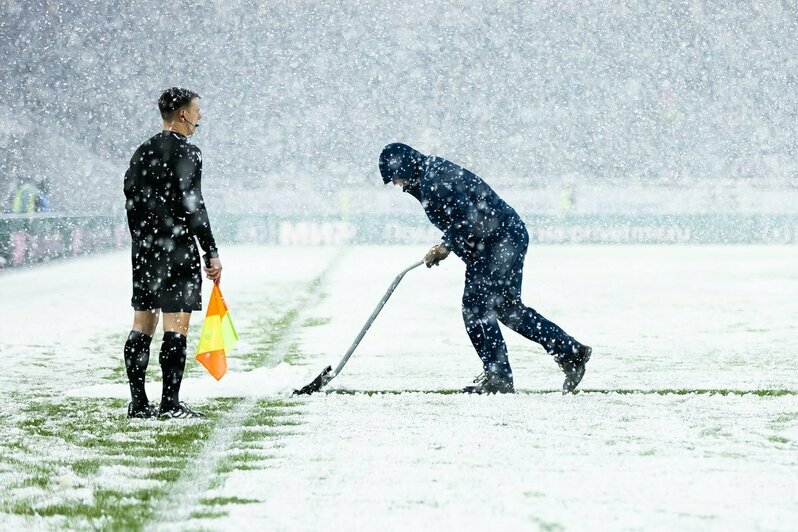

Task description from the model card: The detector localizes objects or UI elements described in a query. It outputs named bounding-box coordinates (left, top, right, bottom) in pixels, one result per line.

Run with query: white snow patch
left=66, top=363, right=310, bottom=399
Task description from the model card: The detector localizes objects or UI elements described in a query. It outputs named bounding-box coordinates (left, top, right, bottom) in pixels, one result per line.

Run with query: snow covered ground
left=1, top=245, right=797, bottom=530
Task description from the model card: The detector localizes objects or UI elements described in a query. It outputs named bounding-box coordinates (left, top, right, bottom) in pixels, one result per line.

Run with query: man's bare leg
left=162, top=312, right=190, bottom=336
left=133, top=309, right=160, bottom=336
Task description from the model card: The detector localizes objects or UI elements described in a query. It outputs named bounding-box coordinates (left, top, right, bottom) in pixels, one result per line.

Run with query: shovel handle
left=332, top=260, right=424, bottom=377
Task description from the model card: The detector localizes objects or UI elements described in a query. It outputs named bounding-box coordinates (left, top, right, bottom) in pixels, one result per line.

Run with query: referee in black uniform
left=122, top=87, right=222, bottom=419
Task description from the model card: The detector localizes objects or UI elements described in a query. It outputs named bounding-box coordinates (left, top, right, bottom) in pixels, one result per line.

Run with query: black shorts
left=130, top=236, right=202, bottom=313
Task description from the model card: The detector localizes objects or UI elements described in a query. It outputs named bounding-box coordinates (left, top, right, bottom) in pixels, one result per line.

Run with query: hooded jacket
left=379, top=143, right=520, bottom=261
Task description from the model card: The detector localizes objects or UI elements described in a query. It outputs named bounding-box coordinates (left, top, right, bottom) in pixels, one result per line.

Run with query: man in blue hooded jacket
left=379, top=142, right=591, bottom=394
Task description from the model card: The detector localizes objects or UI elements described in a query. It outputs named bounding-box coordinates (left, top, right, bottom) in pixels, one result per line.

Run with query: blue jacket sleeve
left=430, top=179, right=477, bottom=257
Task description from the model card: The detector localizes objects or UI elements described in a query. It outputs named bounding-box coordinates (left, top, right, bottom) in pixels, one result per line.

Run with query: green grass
left=71, top=459, right=102, bottom=476
left=531, top=517, right=565, bottom=531
left=283, top=344, right=302, bottom=365
left=93, top=332, right=132, bottom=383
left=210, top=398, right=302, bottom=478
left=19, top=473, right=55, bottom=489
left=200, top=496, right=261, bottom=506
left=0, top=253, right=344, bottom=529
left=771, top=412, right=798, bottom=423
left=246, top=308, right=300, bottom=368
left=0, top=395, right=242, bottom=529
left=238, top=429, right=287, bottom=442
left=241, top=272, right=330, bottom=370
left=216, top=462, right=267, bottom=474
left=303, top=317, right=331, bottom=327
left=189, top=508, right=229, bottom=519
left=7, top=487, right=164, bottom=529
left=699, top=426, right=734, bottom=439
left=767, top=435, right=790, bottom=444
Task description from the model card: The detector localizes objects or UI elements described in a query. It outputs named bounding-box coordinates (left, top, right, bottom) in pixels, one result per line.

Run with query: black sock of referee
left=124, top=331, right=153, bottom=409
left=159, top=332, right=187, bottom=412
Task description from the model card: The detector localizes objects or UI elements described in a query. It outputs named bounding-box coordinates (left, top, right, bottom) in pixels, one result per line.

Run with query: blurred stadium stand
left=1, top=0, right=796, bottom=215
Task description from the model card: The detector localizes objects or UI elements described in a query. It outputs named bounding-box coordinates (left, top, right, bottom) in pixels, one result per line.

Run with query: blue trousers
left=461, top=218, right=580, bottom=381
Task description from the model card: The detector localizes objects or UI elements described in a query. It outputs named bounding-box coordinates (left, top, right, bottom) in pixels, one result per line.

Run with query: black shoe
left=462, top=372, right=515, bottom=394
left=158, top=401, right=206, bottom=419
left=127, top=402, right=158, bottom=419
left=557, top=345, right=592, bottom=394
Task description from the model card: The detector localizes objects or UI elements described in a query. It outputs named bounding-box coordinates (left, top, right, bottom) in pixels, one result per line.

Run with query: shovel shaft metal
left=294, top=259, right=424, bottom=395
left=331, top=260, right=424, bottom=377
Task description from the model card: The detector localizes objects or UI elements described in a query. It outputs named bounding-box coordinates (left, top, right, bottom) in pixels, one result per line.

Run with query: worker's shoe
left=556, top=345, right=592, bottom=394
left=462, top=372, right=515, bottom=394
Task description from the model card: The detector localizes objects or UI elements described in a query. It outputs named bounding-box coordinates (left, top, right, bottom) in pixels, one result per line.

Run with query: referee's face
left=182, top=98, right=202, bottom=136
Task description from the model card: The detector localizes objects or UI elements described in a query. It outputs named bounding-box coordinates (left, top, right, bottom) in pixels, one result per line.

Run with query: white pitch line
left=150, top=250, right=343, bottom=529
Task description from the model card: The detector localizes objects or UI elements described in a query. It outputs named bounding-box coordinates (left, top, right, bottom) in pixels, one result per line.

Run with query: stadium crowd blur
left=1, top=0, right=796, bottom=216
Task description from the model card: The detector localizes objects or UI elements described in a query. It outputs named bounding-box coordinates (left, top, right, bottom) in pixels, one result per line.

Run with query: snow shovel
left=293, top=259, right=425, bottom=395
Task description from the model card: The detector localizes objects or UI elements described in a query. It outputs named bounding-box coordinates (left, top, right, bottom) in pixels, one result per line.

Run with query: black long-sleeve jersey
left=123, top=131, right=218, bottom=257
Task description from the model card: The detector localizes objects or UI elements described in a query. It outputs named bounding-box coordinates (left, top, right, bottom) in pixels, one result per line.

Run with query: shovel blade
left=292, top=365, right=333, bottom=396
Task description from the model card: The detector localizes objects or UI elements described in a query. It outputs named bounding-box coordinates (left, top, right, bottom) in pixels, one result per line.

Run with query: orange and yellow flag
left=196, top=284, right=238, bottom=380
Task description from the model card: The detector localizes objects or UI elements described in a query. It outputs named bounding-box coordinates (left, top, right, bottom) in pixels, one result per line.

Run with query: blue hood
left=378, top=143, right=425, bottom=184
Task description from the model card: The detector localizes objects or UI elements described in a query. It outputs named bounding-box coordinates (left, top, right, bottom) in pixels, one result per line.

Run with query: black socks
left=159, top=332, right=187, bottom=412
left=124, top=331, right=153, bottom=409
left=124, top=330, right=188, bottom=413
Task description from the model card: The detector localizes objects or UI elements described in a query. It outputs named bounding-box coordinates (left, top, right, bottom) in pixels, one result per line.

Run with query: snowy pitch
left=1, top=245, right=796, bottom=530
